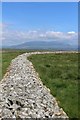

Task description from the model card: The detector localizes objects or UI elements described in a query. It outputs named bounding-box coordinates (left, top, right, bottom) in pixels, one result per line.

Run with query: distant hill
left=2, top=41, right=78, bottom=51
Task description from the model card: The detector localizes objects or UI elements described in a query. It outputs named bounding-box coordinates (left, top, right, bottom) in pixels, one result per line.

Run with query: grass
left=28, top=53, right=79, bottom=118
left=0, top=53, right=2, bottom=80
left=0, top=49, right=30, bottom=80
left=0, top=50, right=79, bottom=118
left=0, top=49, right=50, bottom=79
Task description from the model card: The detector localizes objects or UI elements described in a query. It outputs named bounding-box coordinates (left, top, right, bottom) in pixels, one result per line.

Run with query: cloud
left=0, top=23, right=9, bottom=29
left=67, top=31, right=76, bottom=34
left=1, top=23, right=78, bottom=46
left=2, top=30, right=78, bottom=46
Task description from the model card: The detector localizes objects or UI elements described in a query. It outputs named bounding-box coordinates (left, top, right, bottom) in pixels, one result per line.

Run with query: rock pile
left=0, top=52, right=69, bottom=119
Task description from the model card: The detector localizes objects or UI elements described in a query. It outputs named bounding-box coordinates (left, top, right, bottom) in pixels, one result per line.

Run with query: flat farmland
left=0, top=50, right=79, bottom=118
left=0, top=51, right=2, bottom=80
left=0, top=49, right=29, bottom=80
left=28, top=53, right=79, bottom=118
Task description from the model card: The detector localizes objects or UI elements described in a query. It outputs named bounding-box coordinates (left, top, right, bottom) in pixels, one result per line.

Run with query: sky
left=2, top=0, right=79, bottom=2
left=1, top=2, right=78, bottom=46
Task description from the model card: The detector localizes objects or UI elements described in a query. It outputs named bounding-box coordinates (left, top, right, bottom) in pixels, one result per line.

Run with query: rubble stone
left=0, top=52, right=70, bottom=119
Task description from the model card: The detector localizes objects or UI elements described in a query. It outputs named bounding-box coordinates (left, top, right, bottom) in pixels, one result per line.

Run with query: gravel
left=0, top=52, right=69, bottom=119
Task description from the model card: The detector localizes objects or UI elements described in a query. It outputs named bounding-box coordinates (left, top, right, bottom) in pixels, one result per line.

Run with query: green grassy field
left=0, top=49, right=49, bottom=79
left=0, top=52, right=2, bottom=80
left=28, top=53, right=79, bottom=118
left=0, top=50, right=79, bottom=118
left=0, top=49, right=30, bottom=80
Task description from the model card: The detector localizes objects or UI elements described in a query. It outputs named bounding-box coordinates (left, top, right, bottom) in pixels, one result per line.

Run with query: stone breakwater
left=0, top=52, right=71, bottom=119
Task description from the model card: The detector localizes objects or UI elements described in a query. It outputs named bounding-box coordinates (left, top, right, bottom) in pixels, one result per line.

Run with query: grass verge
left=0, top=53, right=2, bottom=80
left=0, top=49, right=29, bottom=80
left=0, top=49, right=49, bottom=79
left=28, top=53, right=79, bottom=118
